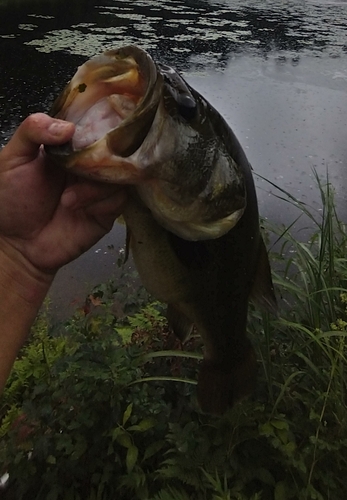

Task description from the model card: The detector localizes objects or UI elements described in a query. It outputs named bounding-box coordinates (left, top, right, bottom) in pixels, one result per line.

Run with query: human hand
left=0, top=113, right=127, bottom=278
left=0, top=112, right=128, bottom=391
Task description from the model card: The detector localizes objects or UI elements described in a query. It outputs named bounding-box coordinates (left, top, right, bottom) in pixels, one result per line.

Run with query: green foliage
left=1, top=176, right=346, bottom=499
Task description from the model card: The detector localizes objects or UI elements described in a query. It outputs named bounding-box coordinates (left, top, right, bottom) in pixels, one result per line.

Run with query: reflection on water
left=1, top=0, right=347, bottom=67
left=0, top=0, right=346, bottom=314
left=1, top=0, right=347, bottom=142
left=0, top=0, right=347, bottom=70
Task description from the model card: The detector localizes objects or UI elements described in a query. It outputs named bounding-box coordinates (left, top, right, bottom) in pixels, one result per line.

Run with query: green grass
left=0, top=175, right=346, bottom=499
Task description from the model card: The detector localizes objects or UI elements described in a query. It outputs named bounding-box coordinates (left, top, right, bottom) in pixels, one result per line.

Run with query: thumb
left=0, top=113, right=75, bottom=167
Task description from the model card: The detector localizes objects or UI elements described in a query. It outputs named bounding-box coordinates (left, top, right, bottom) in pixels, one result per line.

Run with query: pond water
left=1, top=0, right=347, bottom=317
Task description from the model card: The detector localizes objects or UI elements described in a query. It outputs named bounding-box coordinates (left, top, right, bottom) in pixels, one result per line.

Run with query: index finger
left=61, top=178, right=128, bottom=210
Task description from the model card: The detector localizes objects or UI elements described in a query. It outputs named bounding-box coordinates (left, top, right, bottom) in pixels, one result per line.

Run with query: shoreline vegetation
left=1, top=176, right=346, bottom=499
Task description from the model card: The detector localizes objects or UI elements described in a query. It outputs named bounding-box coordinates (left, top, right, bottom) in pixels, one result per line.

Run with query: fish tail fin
left=197, top=342, right=257, bottom=415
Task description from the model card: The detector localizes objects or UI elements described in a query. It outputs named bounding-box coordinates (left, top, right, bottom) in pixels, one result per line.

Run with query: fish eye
left=159, top=64, right=197, bottom=121
left=177, top=94, right=197, bottom=121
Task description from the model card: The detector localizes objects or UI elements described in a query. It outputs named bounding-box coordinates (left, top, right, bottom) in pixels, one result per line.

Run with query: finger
left=84, top=190, right=128, bottom=230
left=0, top=113, right=75, bottom=167
left=61, top=179, right=127, bottom=210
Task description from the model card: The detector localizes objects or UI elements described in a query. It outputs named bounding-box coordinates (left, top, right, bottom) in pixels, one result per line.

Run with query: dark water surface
left=1, top=0, right=347, bottom=316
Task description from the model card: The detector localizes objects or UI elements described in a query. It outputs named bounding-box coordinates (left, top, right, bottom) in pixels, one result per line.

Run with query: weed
left=1, top=176, right=346, bottom=499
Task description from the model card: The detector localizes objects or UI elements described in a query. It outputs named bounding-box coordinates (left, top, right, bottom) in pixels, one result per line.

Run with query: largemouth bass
left=46, top=45, right=277, bottom=415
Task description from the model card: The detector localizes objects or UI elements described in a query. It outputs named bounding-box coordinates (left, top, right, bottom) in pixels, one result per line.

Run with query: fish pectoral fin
left=250, top=236, right=278, bottom=316
left=167, top=304, right=194, bottom=343
left=124, top=225, right=131, bottom=263
left=117, top=215, right=126, bottom=225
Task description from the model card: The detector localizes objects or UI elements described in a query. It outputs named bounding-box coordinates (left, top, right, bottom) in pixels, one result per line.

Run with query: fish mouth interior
left=62, top=54, right=148, bottom=151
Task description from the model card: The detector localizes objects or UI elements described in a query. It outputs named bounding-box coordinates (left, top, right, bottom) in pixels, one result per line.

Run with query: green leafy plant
left=1, top=176, right=346, bottom=499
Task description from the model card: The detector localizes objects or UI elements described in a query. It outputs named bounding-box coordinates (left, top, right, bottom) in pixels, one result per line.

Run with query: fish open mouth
left=70, top=64, right=145, bottom=151
left=59, top=54, right=147, bottom=151
left=47, top=46, right=161, bottom=172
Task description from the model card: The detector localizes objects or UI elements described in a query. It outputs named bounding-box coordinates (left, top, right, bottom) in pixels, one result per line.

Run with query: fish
left=45, top=45, right=277, bottom=415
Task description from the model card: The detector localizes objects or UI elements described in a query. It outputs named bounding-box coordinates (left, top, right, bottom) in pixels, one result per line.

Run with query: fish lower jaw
left=155, top=209, right=246, bottom=241
left=136, top=183, right=246, bottom=241
left=67, top=152, right=147, bottom=184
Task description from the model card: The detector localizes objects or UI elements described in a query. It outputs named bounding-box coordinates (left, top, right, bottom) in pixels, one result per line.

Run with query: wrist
left=0, top=238, right=54, bottom=307
left=0, top=239, right=55, bottom=393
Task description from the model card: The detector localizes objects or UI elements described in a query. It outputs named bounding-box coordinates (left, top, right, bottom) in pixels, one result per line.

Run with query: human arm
left=0, top=113, right=127, bottom=392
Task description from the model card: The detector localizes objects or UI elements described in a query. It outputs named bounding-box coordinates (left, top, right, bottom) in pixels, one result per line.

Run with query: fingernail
left=48, top=120, right=71, bottom=137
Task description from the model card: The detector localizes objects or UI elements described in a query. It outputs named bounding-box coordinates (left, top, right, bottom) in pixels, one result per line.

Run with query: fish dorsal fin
left=167, top=304, right=194, bottom=343
left=250, top=236, right=278, bottom=315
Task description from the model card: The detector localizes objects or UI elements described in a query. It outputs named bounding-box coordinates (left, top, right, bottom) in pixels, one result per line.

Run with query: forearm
left=0, top=240, right=53, bottom=393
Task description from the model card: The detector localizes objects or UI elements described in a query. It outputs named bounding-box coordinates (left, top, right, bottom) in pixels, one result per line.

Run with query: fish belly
left=123, top=193, right=260, bottom=415
left=123, top=196, right=194, bottom=304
